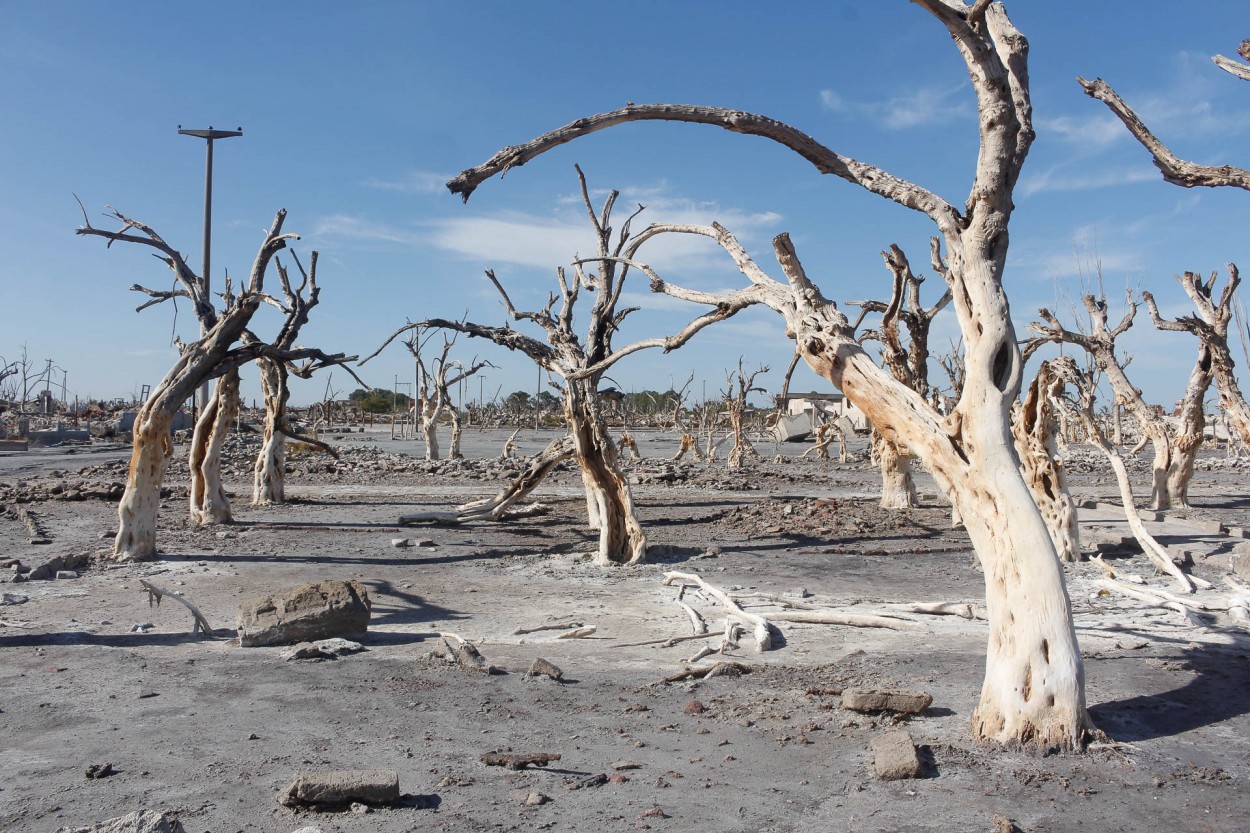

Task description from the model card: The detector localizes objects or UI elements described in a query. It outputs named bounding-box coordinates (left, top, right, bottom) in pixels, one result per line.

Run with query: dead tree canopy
left=77, top=208, right=297, bottom=560
left=446, top=1, right=1090, bottom=749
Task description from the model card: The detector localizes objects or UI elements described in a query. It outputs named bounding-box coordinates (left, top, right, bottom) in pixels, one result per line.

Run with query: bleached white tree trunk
left=566, top=379, right=646, bottom=564
left=874, top=431, right=918, bottom=510
left=253, top=357, right=288, bottom=506
left=445, top=1, right=1090, bottom=746
left=189, top=367, right=239, bottom=525
left=1032, top=294, right=1192, bottom=510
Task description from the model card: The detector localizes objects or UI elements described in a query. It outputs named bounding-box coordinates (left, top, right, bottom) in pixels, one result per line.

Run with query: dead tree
left=851, top=243, right=952, bottom=508
left=1143, top=267, right=1250, bottom=447
left=1048, top=358, right=1195, bottom=591
left=1031, top=293, right=1208, bottom=509
left=251, top=252, right=362, bottom=506
left=448, top=1, right=1089, bottom=747
left=418, top=168, right=746, bottom=565
left=361, top=326, right=489, bottom=461
left=723, top=360, right=768, bottom=469
left=1012, top=354, right=1080, bottom=562
left=1079, top=41, right=1250, bottom=192
left=78, top=208, right=296, bottom=560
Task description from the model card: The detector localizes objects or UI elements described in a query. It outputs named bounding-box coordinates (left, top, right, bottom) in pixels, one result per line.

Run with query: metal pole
left=178, top=126, right=242, bottom=412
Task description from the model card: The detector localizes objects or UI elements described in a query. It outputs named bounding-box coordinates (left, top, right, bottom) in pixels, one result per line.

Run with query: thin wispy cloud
left=362, top=170, right=450, bottom=195
left=1020, top=165, right=1157, bottom=197
left=820, top=81, right=972, bottom=129
left=313, top=214, right=420, bottom=245
left=1036, top=114, right=1126, bottom=148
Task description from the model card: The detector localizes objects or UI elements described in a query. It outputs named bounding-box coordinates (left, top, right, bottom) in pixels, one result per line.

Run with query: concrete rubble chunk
left=53, top=809, right=187, bottom=833
left=872, top=730, right=924, bottom=781
left=281, top=638, right=366, bottom=661
left=841, top=687, right=932, bottom=715
left=278, top=770, right=400, bottom=808
left=238, top=580, right=370, bottom=647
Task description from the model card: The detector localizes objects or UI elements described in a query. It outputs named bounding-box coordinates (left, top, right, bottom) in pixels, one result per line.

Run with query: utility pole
left=178, top=125, right=243, bottom=413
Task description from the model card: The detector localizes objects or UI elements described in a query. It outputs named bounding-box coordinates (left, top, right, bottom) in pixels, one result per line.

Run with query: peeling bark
left=253, top=357, right=288, bottom=506
left=567, top=380, right=646, bottom=565
left=1012, top=361, right=1079, bottom=562
left=189, top=368, right=239, bottom=525
left=874, top=431, right=918, bottom=509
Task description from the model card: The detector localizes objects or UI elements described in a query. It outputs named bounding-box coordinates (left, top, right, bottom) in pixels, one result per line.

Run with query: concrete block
left=872, top=730, right=924, bottom=780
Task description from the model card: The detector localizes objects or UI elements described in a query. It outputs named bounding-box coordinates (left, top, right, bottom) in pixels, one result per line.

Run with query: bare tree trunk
left=115, top=411, right=174, bottom=561
left=189, top=367, right=238, bottom=525
left=1013, top=362, right=1080, bottom=562
left=874, top=431, right=918, bottom=509
left=253, top=357, right=287, bottom=506
left=448, top=406, right=464, bottom=459
left=566, top=381, right=645, bottom=565
left=422, top=401, right=442, bottom=461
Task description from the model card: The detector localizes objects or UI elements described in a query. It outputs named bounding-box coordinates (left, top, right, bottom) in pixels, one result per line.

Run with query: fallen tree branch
left=663, top=571, right=773, bottom=651
left=139, top=579, right=217, bottom=637
left=887, top=601, right=984, bottom=620
left=513, top=621, right=585, bottom=635
left=663, top=660, right=754, bottom=683
left=764, top=609, right=924, bottom=631
left=1095, top=579, right=1207, bottom=627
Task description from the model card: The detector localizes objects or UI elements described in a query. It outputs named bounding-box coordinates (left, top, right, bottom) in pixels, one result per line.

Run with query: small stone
left=872, top=730, right=924, bottom=781
left=524, top=791, right=549, bottom=806
left=84, top=762, right=115, bottom=779
left=612, top=761, right=642, bottom=771
left=131, top=623, right=155, bottom=633
left=391, top=538, right=413, bottom=548
left=349, top=801, right=371, bottom=814
left=55, top=570, right=79, bottom=580
left=527, top=657, right=564, bottom=681
left=215, top=530, right=238, bottom=540
left=684, top=700, right=705, bottom=715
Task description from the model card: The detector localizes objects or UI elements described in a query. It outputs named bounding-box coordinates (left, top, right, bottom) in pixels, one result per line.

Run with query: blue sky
left=2, top=1, right=1248, bottom=412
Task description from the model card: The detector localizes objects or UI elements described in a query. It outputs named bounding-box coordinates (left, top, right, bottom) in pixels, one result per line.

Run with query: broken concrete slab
left=52, top=809, right=187, bottom=833
left=841, top=687, right=933, bottom=715
left=280, top=638, right=365, bottom=661
left=237, top=580, right=370, bottom=647
left=872, top=730, right=924, bottom=781
left=278, top=769, right=400, bottom=808
left=27, top=551, right=90, bottom=581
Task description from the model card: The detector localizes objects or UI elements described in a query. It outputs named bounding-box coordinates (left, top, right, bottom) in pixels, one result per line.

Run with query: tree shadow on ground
left=1089, top=641, right=1250, bottom=741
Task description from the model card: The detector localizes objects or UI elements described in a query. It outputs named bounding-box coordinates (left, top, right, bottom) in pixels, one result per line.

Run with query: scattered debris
left=431, top=632, right=500, bottom=674
left=556, top=625, right=597, bottom=639
left=664, top=661, right=753, bottom=683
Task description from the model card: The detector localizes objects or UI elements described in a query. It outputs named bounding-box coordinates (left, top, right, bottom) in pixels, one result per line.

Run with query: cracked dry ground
left=2, top=429, right=1249, bottom=833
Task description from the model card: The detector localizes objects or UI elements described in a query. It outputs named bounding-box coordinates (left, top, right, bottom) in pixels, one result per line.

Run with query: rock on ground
left=872, top=730, right=924, bottom=780
left=237, top=580, right=370, bottom=647
left=279, top=770, right=401, bottom=807
left=54, top=810, right=186, bottom=833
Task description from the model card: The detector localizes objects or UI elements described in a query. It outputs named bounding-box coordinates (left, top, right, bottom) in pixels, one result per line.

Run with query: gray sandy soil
left=2, top=427, right=1249, bottom=833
